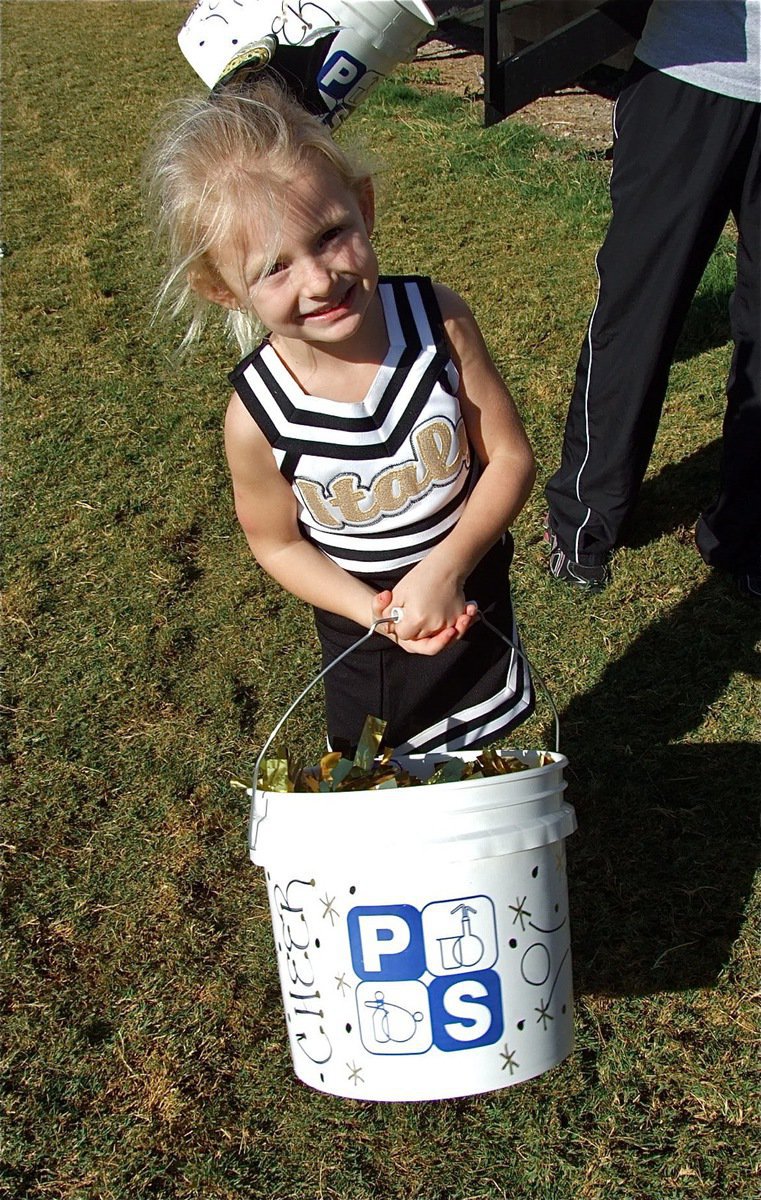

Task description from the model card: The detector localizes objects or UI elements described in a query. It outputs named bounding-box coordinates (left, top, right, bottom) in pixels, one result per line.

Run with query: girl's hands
left=370, top=584, right=478, bottom=656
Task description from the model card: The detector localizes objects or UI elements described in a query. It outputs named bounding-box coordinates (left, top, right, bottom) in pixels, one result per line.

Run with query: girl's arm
left=386, top=283, right=536, bottom=642
left=224, top=392, right=465, bottom=653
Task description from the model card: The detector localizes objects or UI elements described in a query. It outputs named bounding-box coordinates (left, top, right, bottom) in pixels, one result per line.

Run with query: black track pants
left=545, top=60, right=761, bottom=572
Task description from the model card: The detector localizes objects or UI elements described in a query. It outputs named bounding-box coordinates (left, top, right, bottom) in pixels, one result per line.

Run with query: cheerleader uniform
left=229, top=275, right=534, bottom=754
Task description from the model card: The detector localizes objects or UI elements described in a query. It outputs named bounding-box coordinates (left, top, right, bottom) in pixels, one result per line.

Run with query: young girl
left=147, top=79, right=536, bottom=755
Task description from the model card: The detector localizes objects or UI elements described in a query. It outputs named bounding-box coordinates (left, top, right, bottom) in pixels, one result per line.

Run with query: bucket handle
left=249, top=607, right=560, bottom=853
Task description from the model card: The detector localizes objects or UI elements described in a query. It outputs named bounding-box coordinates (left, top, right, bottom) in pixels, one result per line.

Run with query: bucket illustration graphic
left=248, top=613, right=577, bottom=1102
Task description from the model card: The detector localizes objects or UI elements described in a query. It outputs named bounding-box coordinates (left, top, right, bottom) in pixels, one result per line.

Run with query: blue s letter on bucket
left=428, top=971, right=504, bottom=1051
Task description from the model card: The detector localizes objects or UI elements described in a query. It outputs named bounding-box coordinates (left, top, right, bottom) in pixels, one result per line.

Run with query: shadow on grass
left=623, top=438, right=722, bottom=550
left=560, top=571, right=760, bottom=997
left=673, top=287, right=732, bottom=363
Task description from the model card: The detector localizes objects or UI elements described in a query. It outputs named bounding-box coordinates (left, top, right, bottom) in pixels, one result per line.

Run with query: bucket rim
left=249, top=749, right=571, bottom=858
left=249, top=799, right=577, bottom=867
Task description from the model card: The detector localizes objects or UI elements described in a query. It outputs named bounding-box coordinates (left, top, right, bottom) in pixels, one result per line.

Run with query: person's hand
left=387, top=558, right=478, bottom=639
left=370, top=589, right=396, bottom=632
left=371, top=582, right=478, bottom=655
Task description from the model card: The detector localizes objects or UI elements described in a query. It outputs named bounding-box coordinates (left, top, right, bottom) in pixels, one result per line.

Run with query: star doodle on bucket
left=335, top=972, right=350, bottom=996
left=554, top=845, right=566, bottom=875
left=500, top=1044, right=520, bottom=1074
left=535, top=998, right=554, bottom=1029
left=347, top=1060, right=364, bottom=1085
left=320, top=893, right=340, bottom=925
left=509, top=896, right=532, bottom=930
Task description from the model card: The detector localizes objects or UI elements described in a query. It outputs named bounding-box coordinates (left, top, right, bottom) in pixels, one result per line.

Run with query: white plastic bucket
left=248, top=615, right=576, bottom=1102
left=178, top=1, right=437, bottom=127
left=251, top=748, right=576, bottom=1101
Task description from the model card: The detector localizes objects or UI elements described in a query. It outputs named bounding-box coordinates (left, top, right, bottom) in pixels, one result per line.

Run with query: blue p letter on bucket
left=348, top=905, right=425, bottom=980
left=318, top=51, right=367, bottom=101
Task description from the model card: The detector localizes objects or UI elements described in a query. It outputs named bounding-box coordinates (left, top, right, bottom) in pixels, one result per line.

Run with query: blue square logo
left=429, top=970, right=503, bottom=1051
left=318, top=50, right=367, bottom=101
left=348, top=905, right=425, bottom=981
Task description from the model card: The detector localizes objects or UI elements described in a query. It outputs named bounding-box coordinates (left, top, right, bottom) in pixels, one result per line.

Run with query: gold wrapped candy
left=255, top=717, right=553, bottom=794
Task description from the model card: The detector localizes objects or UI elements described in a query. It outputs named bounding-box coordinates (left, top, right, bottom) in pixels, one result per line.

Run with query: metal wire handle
left=249, top=606, right=560, bottom=852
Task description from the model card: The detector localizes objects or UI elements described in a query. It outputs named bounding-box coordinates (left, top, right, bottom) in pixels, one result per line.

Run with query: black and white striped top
left=229, top=276, right=479, bottom=575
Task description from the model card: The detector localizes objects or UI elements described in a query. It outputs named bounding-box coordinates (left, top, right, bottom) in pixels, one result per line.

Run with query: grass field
left=2, top=4, right=759, bottom=1198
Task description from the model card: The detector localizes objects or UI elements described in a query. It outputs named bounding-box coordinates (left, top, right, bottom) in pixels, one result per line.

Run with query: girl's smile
left=300, top=282, right=359, bottom=321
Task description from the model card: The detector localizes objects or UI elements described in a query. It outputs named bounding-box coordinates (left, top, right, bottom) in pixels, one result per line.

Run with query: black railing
left=428, top=0, right=653, bottom=125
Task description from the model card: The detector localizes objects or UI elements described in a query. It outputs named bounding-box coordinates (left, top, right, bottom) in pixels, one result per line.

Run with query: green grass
left=2, top=4, right=759, bottom=1198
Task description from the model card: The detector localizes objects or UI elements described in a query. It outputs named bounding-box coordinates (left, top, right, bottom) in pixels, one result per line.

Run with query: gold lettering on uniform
left=296, top=480, right=342, bottom=528
left=457, top=420, right=469, bottom=464
left=372, top=462, right=421, bottom=514
left=295, top=417, right=470, bottom=529
left=415, top=421, right=459, bottom=482
left=330, top=476, right=379, bottom=523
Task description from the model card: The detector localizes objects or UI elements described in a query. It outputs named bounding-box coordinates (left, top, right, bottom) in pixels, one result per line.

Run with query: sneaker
left=735, top=568, right=761, bottom=600
left=545, top=525, right=609, bottom=591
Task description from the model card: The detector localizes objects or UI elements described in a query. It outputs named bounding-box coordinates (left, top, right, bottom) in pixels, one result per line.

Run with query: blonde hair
left=144, top=76, right=369, bottom=354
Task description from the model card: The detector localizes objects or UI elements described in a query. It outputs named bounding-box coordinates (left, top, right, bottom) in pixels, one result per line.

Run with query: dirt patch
left=409, top=38, right=617, bottom=151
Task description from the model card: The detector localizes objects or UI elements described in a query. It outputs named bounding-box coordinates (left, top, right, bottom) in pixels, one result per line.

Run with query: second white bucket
left=250, top=748, right=576, bottom=1102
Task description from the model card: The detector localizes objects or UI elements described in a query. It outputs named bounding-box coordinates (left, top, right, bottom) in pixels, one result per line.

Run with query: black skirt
left=313, top=536, right=535, bottom=755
